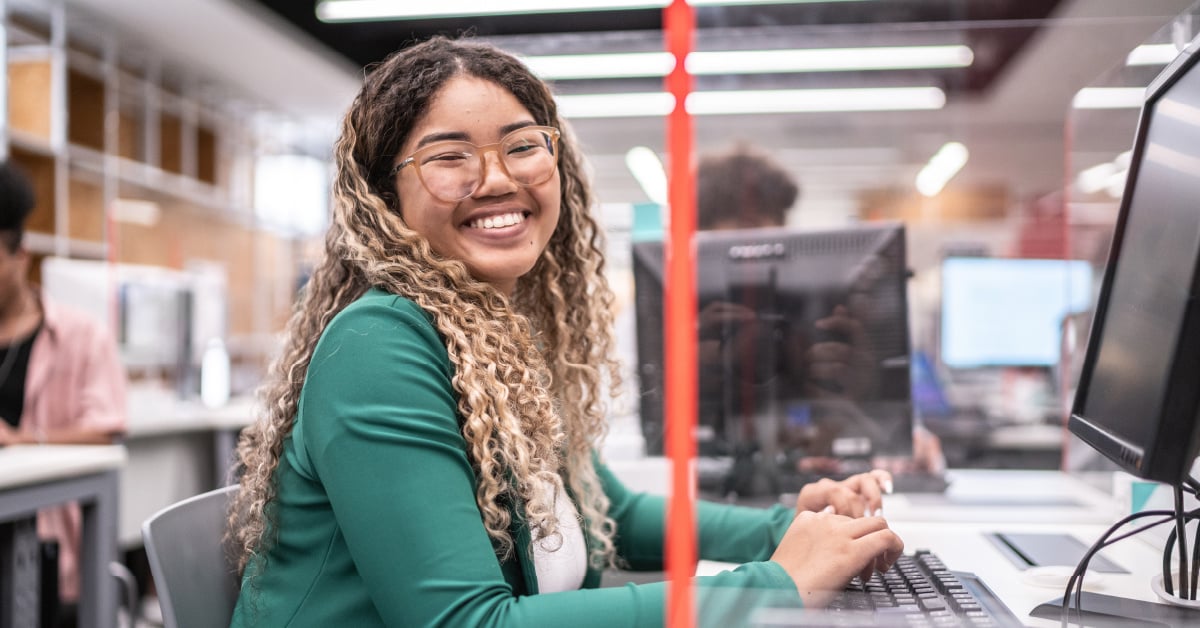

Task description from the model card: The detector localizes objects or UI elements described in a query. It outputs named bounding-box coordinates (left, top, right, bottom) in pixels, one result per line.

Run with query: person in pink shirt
left=0, top=160, right=127, bottom=626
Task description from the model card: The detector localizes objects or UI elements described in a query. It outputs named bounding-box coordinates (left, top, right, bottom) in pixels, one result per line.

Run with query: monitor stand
left=1031, top=591, right=1200, bottom=627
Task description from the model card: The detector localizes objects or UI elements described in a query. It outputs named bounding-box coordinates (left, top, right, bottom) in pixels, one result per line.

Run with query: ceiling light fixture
left=1072, top=87, right=1145, bottom=109
left=522, top=52, right=675, bottom=80
left=523, top=45, right=973, bottom=80
left=1076, top=151, right=1131, bottom=197
left=1126, top=43, right=1180, bottom=66
left=625, top=146, right=669, bottom=206
left=556, top=92, right=676, bottom=118
left=317, top=0, right=873, bottom=21
left=555, top=86, right=945, bottom=117
left=687, top=86, right=946, bottom=115
left=687, top=45, right=974, bottom=74
left=915, top=141, right=968, bottom=197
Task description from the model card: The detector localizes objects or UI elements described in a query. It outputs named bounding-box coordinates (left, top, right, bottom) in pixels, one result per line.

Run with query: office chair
left=141, top=484, right=240, bottom=628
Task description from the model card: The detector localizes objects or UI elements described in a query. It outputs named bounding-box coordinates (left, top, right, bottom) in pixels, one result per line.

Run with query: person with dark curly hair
left=226, top=37, right=903, bottom=627
left=695, top=146, right=945, bottom=481
left=698, top=146, right=799, bottom=231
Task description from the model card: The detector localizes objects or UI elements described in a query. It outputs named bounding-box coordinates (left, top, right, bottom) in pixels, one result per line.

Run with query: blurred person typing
left=697, top=146, right=944, bottom=478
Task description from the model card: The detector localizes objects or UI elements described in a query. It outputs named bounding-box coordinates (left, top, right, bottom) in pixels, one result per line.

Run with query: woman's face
left=393, top=76, right=562, bottom=295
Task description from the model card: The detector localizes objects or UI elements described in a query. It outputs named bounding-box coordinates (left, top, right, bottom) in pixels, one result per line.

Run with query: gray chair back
left=141, top=484, right=241, bottom=628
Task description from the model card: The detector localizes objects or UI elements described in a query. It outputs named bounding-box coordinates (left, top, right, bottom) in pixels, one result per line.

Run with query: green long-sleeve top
left=230, top=289, right=803, bottom=627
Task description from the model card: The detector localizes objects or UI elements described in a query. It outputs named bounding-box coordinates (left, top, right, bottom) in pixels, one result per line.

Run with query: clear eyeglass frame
left=390, top=125, right=561, bottom=203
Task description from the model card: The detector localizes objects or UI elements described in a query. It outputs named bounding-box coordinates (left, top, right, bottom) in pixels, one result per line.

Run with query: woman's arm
left=597, top=460, right=794, bottom=568
left=300, top=296, right=800, bottom=626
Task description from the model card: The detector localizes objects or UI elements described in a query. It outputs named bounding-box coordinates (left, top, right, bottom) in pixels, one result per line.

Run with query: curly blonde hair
left=227, top=36, right=621, bottom=578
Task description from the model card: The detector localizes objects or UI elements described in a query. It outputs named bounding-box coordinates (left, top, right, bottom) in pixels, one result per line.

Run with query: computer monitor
left=633, top=223, right=913, bottom=494
left=940, top=257, right=1094, bottom=368
left=1069, top=37, right=1200, bottom=486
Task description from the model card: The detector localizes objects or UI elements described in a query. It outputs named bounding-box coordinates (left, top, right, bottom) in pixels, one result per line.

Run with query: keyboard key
left=832, top=549, right=1022, bottom=626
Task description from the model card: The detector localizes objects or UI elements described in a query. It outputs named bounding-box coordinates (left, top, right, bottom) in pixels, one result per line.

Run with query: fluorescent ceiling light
left=915, top=141, right=968, bottom=197
left=1126, top=43, right=1180, bottom=66
left=556, top=92, right=676, bottom=118
left=556, top=87, right=945, bottom=118
left=523, top=52, right=675, bottom=80
left=318, top=0, right=872, bottom=21
left=686, top=86, right=945, bottom=114
left=687, top=45, right=973, bottom=74
left=1075, top=161, right=1121, bottom=195
left=1072, top=87, right=1145, bottom=109
left=523, top=45, right=972, bottom=80
left=625, top=146, right=669, bottom=206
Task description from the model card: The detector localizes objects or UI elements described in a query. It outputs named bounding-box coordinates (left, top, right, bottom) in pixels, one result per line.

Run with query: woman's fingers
left=772, top=511, right=906, bottom=608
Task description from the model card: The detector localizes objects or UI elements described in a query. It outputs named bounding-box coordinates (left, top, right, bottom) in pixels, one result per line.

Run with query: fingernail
left=822, top=505, right=835, bottom=514
left=883, top=480, right=894, bottom=495
left=873, top=508, right=883, bottom=518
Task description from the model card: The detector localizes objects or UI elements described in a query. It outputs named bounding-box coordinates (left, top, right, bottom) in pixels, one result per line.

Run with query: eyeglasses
left=391, top=126, right=561, bottom=203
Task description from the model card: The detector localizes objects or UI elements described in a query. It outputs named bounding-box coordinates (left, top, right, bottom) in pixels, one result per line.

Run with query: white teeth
left=469, top=212, right=525, bottom=230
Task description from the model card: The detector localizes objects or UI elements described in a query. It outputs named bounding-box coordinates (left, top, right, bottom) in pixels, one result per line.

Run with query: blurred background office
left=2, top=0, right=1199, bottom=624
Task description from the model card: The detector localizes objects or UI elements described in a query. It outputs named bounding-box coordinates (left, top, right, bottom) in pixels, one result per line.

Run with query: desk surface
left=881, top=468, right=1123, bottom=525
left=0, top=444, right=125, bottom=628
left=0, top=444, right=127, bottom=490
left=127, top=395, right=257, bottom=437
left=689, top=467, right=1169, bottom=627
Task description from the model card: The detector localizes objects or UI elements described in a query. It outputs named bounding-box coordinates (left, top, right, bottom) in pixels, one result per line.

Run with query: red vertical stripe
left=664, top=1, right=696, bottom=627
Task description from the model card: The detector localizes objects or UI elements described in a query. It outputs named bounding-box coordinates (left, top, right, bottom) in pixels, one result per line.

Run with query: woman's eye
left=507, top=143, right=539, bottom=156
left=425, top=152, right=469, bottom=164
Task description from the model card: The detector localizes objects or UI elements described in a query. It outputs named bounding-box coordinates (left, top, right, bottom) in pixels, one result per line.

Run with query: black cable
left=1175, top=485, right=1190, bottom=599
left=1075, top=513, right=1177, bottom=619
left=1061, top=509, right=1177, bottom=626
left=1165, top=526, right=1178, bottom=597
left=1191, top=515, right=1200, bottom=600
left=1189, top=478, right=1200, bottom=599
left=1160, top=506, right=1200, bottom=597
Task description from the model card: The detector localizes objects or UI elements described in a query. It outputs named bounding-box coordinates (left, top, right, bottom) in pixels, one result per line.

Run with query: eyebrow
left=413, top=120, right=538, bottom=149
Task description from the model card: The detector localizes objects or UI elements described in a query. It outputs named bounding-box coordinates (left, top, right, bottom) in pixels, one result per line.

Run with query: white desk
left=681, top=467, right=1172, bottom=627
left=880, top=468, right=1124, bottom=525
left=891, top=519, right=1164, bottom=626
left=121, top=397, right=255, bottom=547
left=0, top=444, right=126, bottom=628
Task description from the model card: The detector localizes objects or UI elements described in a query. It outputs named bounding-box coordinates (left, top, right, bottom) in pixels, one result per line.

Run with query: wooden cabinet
left=3, top=3, right=320, bottom=383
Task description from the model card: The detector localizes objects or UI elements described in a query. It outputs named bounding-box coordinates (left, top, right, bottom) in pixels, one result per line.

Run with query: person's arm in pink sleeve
left=0, top=321, right=126, bottom=446
left=71, top=321, right=128, bottom=439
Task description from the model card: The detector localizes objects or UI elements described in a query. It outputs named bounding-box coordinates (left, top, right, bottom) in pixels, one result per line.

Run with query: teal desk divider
left=631, top=202, right=664, bottom=242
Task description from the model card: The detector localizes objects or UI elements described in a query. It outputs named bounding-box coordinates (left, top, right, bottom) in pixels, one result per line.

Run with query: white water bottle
left=200, top=337, right=231, bottom=408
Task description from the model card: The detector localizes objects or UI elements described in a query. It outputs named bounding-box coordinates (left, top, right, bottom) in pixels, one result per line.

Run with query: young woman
left=226, top=36, right=903, bottom=627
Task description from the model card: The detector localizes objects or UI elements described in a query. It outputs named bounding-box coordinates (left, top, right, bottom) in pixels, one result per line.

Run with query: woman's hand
left=770, top=510, right=904, bottom=608
left=794, top=470, right=893, bottom=518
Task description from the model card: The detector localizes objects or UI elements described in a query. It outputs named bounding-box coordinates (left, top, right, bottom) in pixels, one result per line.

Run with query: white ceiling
left=46, top=0, right=1200, bottom=219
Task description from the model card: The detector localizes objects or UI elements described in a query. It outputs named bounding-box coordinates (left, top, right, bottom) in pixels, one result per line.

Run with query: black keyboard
left=821, top=550, right=1023, bottom=627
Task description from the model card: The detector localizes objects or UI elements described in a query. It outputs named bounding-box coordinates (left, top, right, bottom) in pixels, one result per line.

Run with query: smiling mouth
left=466, top=211, right=529, bottom=230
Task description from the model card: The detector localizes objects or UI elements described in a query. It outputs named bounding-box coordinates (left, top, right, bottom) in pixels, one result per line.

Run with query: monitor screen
left=633, top=223, right=912, bottom=494
left=1070, top=41, right=1200, bottom=484
left=940, top=257, right=1094, bottom=368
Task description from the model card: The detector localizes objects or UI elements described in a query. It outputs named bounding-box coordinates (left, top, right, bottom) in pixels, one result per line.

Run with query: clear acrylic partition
left=1063, top=1, right=1200, bottom=477
left=524, top=3, right=1200, bottom=487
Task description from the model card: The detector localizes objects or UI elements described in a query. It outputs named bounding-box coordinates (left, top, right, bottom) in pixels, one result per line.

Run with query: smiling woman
left=224, top=35, right=901, bottom=628
left=391, top=90, right=562, bottom=295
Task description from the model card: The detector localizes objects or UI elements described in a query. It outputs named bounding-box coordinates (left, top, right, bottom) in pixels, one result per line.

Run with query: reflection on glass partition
left=633, top=223, right=912, bottom=496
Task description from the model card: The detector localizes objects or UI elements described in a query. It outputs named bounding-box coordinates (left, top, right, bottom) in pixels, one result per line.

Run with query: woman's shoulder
left=323, top=287, right=437, bottom=335
left=338, top=287, right=429, bottom=321
left=313, top=288, right=443, bottom=363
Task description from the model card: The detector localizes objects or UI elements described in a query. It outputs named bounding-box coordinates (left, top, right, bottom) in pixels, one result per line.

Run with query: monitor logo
left=727, top=242, right=786, bottom=260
